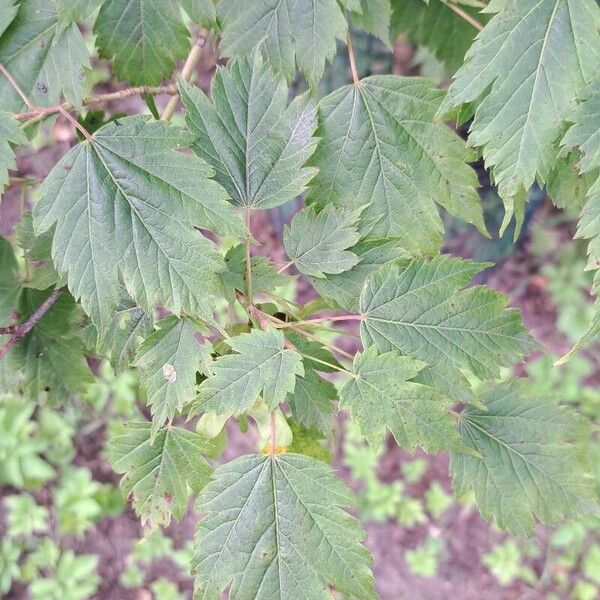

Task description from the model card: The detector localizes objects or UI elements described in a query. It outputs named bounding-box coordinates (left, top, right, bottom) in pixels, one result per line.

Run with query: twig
left=6, top=176, right=43, bottom=189
left=0, top=287, right=65, bottom=360
left=276, top=261, right=293, bottom=275
left=58, top=105, right=92, bottom=141
left=244, top=209, right=253, bottom=302
left=445, top=1, right=484, bottom=31
left=161, top=34, right=206, bottom=121
left=0, top=62, right=93, bottom=139
left=14, top=85, right=178, bottom=120
left=0, top=61, right=34, bottom=109
left=268, top=412, right=277, bottom=455
left=270, top=315, right=363, bottom=328
left=298, top=351, right=354, bottom=376
left=346, top=32, right=360, bottom=85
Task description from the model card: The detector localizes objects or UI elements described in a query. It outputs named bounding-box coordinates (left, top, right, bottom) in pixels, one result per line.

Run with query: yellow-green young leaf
left=217, top=0, right=347, bottom=86
left=33, top=117, right=242, bottom=333
left=439, top=0, right=600, bottom=207
left=0, top=0, right=90, bottom=111
left=390, top=0, right=487, bottom=72
left=0, top=112, right=24, bottom=193
left=191, top=328, right=304, bottom=416
left=135, top=316, right=212, bottom=437
left=284, top=206, right=361, bottom=278
left=94, top=0, right=190, bottom=85
left=339, top=346, right=462, bottom=452
left=451, top=382, right=596, bottom=536
left=360, top=255, right=536, bottom=381
left=11, top=288, right=94, bottom=404
left=308, top=239, right=411, bottom=312
left=192, top=454, right=376, bottom=600
left=179, top=53, right=318, bottom=210
left=308, top=76, right=485, bottom=254
left=108, top=422, right=212, bottom=528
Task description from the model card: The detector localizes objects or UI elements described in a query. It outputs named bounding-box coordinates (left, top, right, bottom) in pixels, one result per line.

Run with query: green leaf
left=451, top=382, right=595, bottom=535
left=135, top=316, right=211, bottom=436
left=11, top=288, right=94, bottom=404
left=390, top=0, right=485, bottom=72
left=308, top=76, right=485, bottom=254
left=179, top=0, right=216, bottom=28
left=220, top=245, right=289, bottom=304
left=562, top=80, right=600, bottom=270
left=309, top=239, right=410, bottom=312
left=192, top=328, right=303, bottom=415
left=360, top=255, right=536, bottom=380
left=217, top=0, right=347, bottom=86
left=349, top=0, right=392, bottom=47
left=33, top=116, right=239, bottom=333
left=192, top=453, right=376, bottom=600
left=284, top=205, right=361, bottom=278
left=284, top=332, right=339, bottom=432
left=15, top=212, right=60, bottom=291
left=179, top=53, right=318, bottom=210
left=94, top=0, right=190, bottom=85
left=0, top=112, right=25, bottom=193
left=288, top=421, right=331, bottom=462
left=96, top=292, right=154, bottom=373
left=339, top=346, right=463, bottom=451
left=440, top=0, right=600, bottom=206
left=557, top=81, right=600, bottom=361
left=58, top=0, right=103, bottom=24
left=0, top=0, right=90, bottom=111
left=0, top=237, right=20, bottom=324
left=0, top=0, right=18, bottom=38
left=108, top=422, right=212, bottom=528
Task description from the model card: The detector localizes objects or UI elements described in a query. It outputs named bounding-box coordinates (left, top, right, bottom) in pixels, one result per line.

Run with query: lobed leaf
left=33, top=117, right=241, bottom=333
left=284, top=205, right=362, bottom=278
left=191, top=328, right=304, bottom=416
left=451, top=382, right=596, bottom=535
left=179, top=52, right=318, bottom=210
left=94, top=0, right=190, bottom=85
left=0, top=0, right=90, bottom=110
left=308, top=76, right=485, bottom=254
left=109, top=422, right=212, bottom=528
left=309, top=239, right=410, bottom=312
left=135, top=316, right=212, bottom=437
left=192, top=453, right=376, bottom=600
left=440, top=0, right=600, bottom=211
left=339, top=346, right=463, bottom=451
left=217, top=0, right=347, bottom=86
left=360, top=255, right=536, bottom=381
